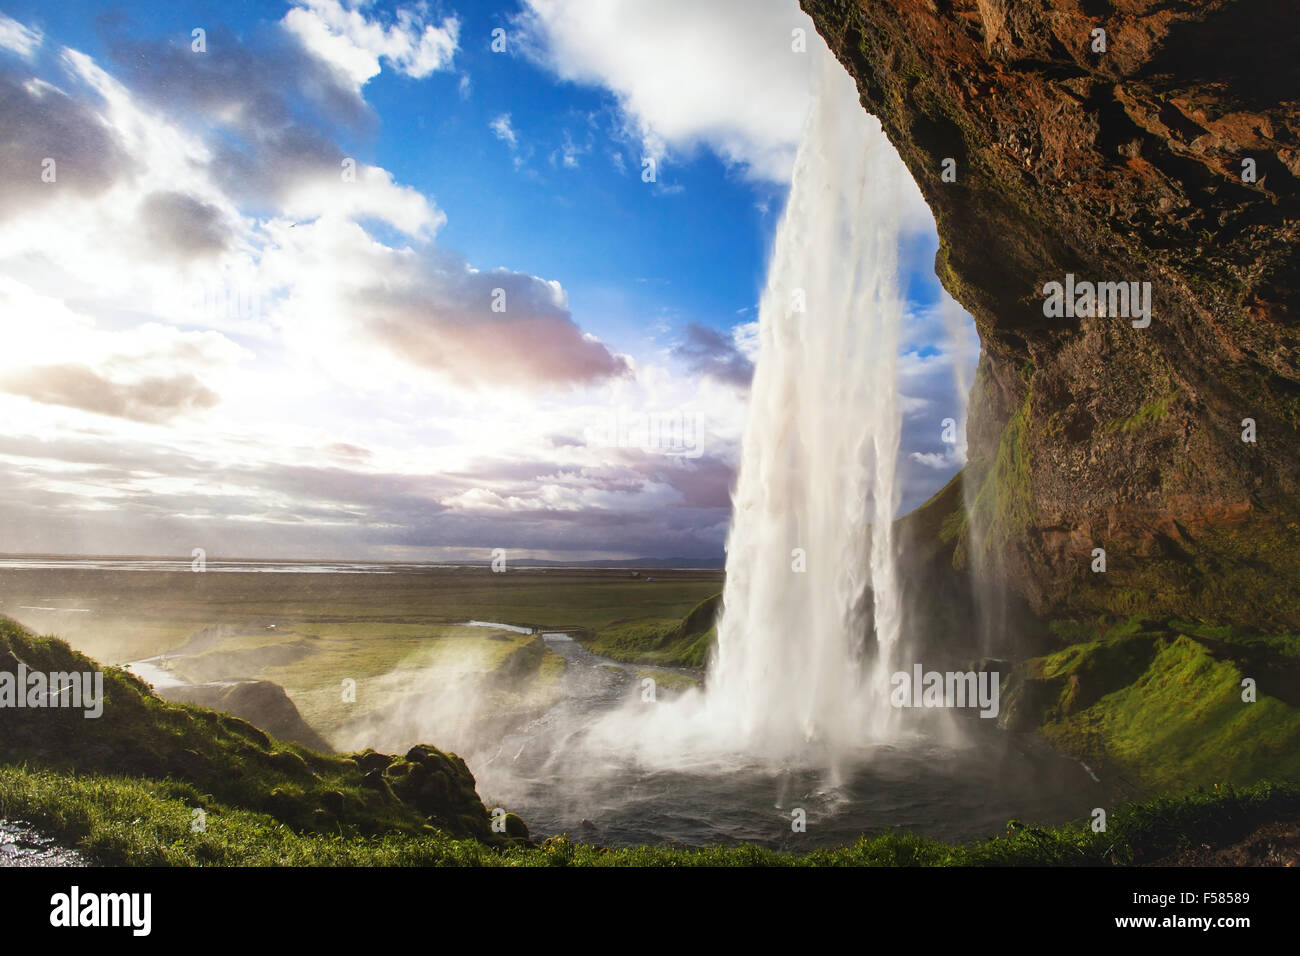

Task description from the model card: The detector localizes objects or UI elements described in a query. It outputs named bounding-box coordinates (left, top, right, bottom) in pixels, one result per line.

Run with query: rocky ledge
left=804, top=0, right=1300, bottom=630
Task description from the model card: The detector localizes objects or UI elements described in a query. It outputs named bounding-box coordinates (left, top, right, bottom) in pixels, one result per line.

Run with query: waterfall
left=593, top=47, right=916, bottom=774
left=696, top=47, right=910, bottom=765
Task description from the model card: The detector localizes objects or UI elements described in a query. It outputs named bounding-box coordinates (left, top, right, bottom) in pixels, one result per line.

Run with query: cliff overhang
left=805, top=0, right=1300, bottom=631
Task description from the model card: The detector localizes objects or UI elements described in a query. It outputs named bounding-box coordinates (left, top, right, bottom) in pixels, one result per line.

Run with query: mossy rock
left=997, top=666, right=1064, bottom=732
left=503, top=812, right=529, bottom=840
left=349, top=749, right=392, bottom=775
left=268, top=749, right=313, bottom=778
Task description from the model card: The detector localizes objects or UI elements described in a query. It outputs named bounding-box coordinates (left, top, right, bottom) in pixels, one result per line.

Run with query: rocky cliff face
left=805, top=0, right=1300, bottom=631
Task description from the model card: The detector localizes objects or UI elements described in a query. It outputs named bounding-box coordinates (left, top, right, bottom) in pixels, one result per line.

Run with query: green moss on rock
left=1002, top=617, right=1300, bottom=792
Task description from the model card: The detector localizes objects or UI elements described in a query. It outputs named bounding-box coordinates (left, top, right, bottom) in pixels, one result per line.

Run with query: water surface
left=473, top=635, right=1113, bottom=850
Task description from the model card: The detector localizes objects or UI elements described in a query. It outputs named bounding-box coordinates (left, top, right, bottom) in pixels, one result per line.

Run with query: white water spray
left=700, top=48, right=910, bottom=760
left=591, top=49, right=917, bottom=772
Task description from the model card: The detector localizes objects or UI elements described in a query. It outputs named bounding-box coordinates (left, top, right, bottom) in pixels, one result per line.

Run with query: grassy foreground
left=1, top=765, right=1294, bottom=866
left=0, top=618, right=506, bottom=843
left=5, top=609, right=1299, bottom=866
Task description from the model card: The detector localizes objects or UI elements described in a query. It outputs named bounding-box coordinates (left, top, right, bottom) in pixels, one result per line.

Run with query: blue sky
left=0, top=0, right=976, bottom=562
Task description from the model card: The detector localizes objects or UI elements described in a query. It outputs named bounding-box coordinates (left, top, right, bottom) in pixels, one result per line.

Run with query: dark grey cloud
left=446, top=457, right=578, bottom=482
left=377, top=501, right=728, bottom=560
left=138, top=190, right=231, bottom=259
left=0, top=365, right=220, bottom=423
left=641, top=454, right=735, bottom=509
left=0, top=433, right=211, bottom=476
left=672, top=323, right=753, bottom=387
left=554, top=452, right=735, bottom=510
left=0, top=67, right=130, bottom=219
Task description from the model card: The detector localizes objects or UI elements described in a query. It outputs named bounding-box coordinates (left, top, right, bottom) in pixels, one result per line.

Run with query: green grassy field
left=0, top=566, right=723, bottom=663
left=0, top=566, right=724, bottom=747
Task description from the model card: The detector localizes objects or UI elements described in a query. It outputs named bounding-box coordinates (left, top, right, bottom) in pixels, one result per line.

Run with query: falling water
left=580, top=48, right=917, bottom=776
left=695, top=48, right=911, bottom=765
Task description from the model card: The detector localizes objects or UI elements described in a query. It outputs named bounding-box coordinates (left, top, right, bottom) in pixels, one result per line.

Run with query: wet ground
left=0, top=819, right=87, bottom=867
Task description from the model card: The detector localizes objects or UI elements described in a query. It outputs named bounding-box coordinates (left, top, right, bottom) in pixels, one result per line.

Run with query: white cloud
left=256, top=214, right=628, bottom=392
left=517, top=0, right=816, bottom=182
left=0, top=21, right=757, bottom=561
left=490, top=113, right=536, bottom=171
left=489, top=113, right=518, bottom=147
left=909, top=450, right=959, bottom=470
left=556, top=132, right=581, bottom=169
left=282, top=160, right=444, bottom=236
left=0, top=14, right=41, bottom=58
left=544, top=129, right=590, bottom=170
left=0, top=276, right=250, bottom=423
left=283, top=0, right=459, bottom=92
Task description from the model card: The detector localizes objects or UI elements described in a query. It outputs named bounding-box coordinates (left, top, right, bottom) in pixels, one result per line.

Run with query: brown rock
left=804, top=0, right=1300, bottom=629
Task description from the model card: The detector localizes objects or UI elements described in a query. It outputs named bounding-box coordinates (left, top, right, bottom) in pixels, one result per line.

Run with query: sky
left=0, top=0, right=978, bottom=563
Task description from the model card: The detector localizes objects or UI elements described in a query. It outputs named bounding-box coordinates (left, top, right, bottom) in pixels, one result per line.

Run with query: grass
left=0, top=618, right=502, bottom=842
left=0, top=767, right=494, bottom=866
left=1007, top=616, right=1300, bottom=791
left=2, top=764, right=1294, bottom=866
left=1170, top=619, right=1300, bottom=659
left=577, top=594, right=721, bottom=668
left=0, top=566, right=721, bottom=745
left=1044, top=637, right=1300, bottom=789
left=0, top=566, right=724, bottom=666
